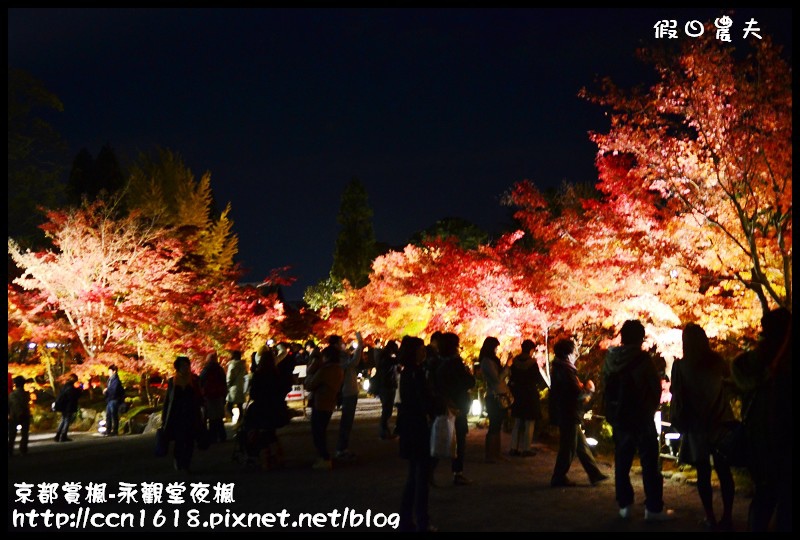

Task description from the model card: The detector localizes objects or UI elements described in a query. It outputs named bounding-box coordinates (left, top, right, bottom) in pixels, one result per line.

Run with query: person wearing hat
left=8, top=375, right=31, bottom=457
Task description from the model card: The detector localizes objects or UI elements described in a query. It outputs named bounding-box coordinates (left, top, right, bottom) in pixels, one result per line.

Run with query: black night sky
left=8, top=8, right=792, bottom=300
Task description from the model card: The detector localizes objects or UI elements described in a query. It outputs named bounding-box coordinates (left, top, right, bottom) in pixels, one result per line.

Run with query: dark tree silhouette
left=330, top=177, right=376, bottom=289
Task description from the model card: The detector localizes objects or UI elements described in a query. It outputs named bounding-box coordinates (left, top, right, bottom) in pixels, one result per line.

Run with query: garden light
left=470, top=398, right=482, bottom=417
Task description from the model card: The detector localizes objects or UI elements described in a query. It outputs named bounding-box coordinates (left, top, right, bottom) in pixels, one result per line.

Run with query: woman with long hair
left=670, top=323, right=735, bottom=530
left=479, top=336, right=511, bottom=463
left=396, top=335, right=437, bottom=532
left=161, top=356, right=204, bottom=473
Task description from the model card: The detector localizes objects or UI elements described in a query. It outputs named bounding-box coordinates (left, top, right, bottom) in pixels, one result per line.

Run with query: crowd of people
left=7, top=307, right=792, bottom=532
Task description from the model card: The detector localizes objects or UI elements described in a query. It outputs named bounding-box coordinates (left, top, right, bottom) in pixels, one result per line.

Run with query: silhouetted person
left=550, top=337, right=607, bottom=487
left=396, top=336, right=437, bottom=532
left=376, top=340, right=399, bottom=439
left=434, top=332, right=475, bottom=486
left=732, top=307, right=792, bottom=532
left=602, top=320, right=673, bottom=520
left=305, top=344, right=345, bottom=470
left=200, top=352, right=228, bottom=443
left=8, top=376, right=30, bottom=456
left=161, top=356, right=204, bottom=473
left=54, top=373, right=82, bottom=442
left=334, top=332, right=364, bottom=460
left=103, top=365, right=125, bottom=436
left=508, top=339, right=547, bottom=456
left=226, top=350, right=247, bottom=424
left=479, top=336, right=511, bottom=463
left=670, top=323, right=735, bottom=530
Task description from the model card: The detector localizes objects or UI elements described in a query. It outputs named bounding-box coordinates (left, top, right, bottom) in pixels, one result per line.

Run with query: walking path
left=8, top=398, right=753, bottom=531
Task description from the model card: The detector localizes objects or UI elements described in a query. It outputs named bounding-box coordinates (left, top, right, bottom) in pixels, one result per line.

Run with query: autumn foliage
left=8, top=27, right=790, bottom=389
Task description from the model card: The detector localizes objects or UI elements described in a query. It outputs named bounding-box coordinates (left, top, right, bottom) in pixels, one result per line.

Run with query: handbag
left=154, top=427, right=169, bottom=457
left=430, top=411, right=456, bottom=458
left=714, top=395, right=753, bottom=468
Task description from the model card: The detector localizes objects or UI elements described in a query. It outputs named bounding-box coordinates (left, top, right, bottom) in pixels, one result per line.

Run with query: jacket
left=549, top=356, right=591, bottom=426
left=305, top=362, right=345, bottom=413
left=226, top=357, right=247, bottom=404
left=601, top=345, right=661, bottom=429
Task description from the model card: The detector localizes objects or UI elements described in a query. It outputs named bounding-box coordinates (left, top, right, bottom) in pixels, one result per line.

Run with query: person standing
left=225, top=350, right=246, bottom=425
left=602, top=320, right=673, bottom=520
left=508, top=339, right=547, bottom=456
left=376, top=340, right=399, bottom=440
left=246, top=347, right=287, bottom=470
left=8, top=375, right=31, bottom=457
left=334, top=331, right=364, bottom=460
left=54, top=373, right=83, bottom=442
left=479, top=336, right=511, bottom=463
left=434, top=332, right=475, bottom=486
left=161, top=356, right=204, bottom=473
left=396, top=336, right=437, bottom=532
left=199, top=352, right=228, bottom=443
left=732, top=307, right=792, bottom=532
left=103, top=365, right=125, bottom=436
left=549, top=338, right=608, bottom=487
left=305, top=344, right=345, bottom=470
left=670, top=323, right=735, bottom=531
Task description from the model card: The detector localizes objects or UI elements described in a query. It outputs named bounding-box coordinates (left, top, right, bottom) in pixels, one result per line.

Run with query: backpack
left=603, top=354, right=646, bottom=429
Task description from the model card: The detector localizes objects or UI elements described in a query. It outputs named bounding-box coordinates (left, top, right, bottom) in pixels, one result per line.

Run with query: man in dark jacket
left=549, top=338, right=607, bottom=487
left=103, top=365, right=125, bottom=436
left=602, top=319, right=674, bottom=521
left=54, top=373, right=83, bottom=442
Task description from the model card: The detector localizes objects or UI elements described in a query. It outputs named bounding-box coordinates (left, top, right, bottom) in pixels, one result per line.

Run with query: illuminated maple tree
left=580, top=29, right=792, bottom=317
left=339, top=239, right=549, bottom=360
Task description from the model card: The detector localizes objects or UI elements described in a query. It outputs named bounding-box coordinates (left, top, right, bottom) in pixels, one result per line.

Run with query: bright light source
left=27, top=343, right=36, bottom=350
left=470, top=399, right=482, bottom=417
left=231, top=408, right=240, bottom=425
left=46, top=342, right=58, bottom=349
left=362, top=379, right=371, bottom=392
left=586, top=437, right=598, bottom=447
left=665, top=432, right=681, bottom=441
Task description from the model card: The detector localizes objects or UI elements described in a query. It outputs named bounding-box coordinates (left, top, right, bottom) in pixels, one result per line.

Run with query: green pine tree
left=330, top=177, right=376, bottom=289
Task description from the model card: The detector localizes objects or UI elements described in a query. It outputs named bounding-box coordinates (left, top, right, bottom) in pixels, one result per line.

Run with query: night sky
left=8, top=8, right=792, bottom=301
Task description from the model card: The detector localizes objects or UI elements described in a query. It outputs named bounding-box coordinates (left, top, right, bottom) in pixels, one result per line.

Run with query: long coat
left=509, top=355, right=546, bottom=421
left=226, top=357, right=246, bottom=405
left=670, top=353, right=734, bottom=465
left=397, top=364, right=436, bottom=460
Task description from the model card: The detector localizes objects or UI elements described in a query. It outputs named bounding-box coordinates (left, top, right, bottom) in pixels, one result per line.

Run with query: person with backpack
left=602, top=319, right=674, bottom=521
left=103, top=364, right=125, bottom=436
left=549, top=337, right=608, bottom=487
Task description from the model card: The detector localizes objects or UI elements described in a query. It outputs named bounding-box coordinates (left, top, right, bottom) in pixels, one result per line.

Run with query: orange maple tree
left=580, top=28, right=791, bottom=318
